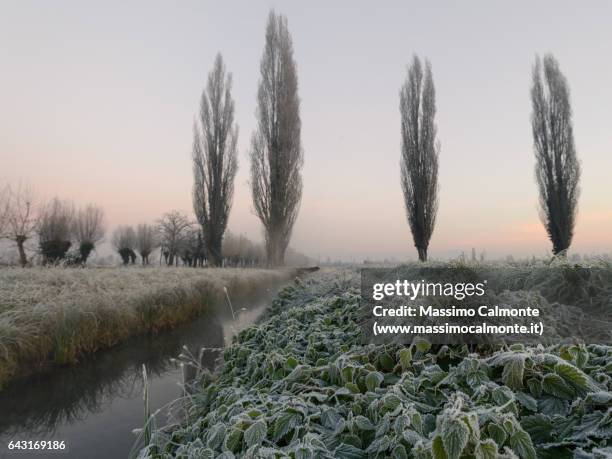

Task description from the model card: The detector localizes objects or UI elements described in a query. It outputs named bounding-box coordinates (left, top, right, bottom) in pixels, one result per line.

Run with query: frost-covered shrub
left=139, top=268, right=612, bottom=458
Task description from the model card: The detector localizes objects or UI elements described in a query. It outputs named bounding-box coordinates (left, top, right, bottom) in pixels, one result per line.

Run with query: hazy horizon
left=2, top=1, right=611, bottom=261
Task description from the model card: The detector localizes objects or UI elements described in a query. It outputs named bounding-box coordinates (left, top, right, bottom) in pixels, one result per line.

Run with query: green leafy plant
left=137, top=267, right=612, bottom=458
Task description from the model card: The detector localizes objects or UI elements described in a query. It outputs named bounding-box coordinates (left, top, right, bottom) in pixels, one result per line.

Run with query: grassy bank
left=138, top=265, right=612, bottom=458
left=0, top=267, right=292, bottom=389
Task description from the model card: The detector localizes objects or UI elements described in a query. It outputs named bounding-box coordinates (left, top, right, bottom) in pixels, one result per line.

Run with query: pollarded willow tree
left=38, top=198, right=74, bottom=264
left=72, top=204, right=105, bottom=264
left=192, top=53, right=238, bottom=267
left=112, top=225, right=137, bottom=265
left=399, top=56, right=439, bottom=262
left=250, top=10, right=303, bottom=267
left=135, top=223, right=158, bottom=265
left=531, top=54, right=580, bottom=256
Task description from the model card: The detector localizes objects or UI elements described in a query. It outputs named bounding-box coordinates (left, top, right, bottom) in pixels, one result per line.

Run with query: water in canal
left=0, top=285, right=281, bottom=458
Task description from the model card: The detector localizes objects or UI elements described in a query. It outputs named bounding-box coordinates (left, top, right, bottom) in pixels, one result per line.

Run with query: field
left=136, top=263, right=612, bottom=458
left=0, top=267, right=292, bottom=388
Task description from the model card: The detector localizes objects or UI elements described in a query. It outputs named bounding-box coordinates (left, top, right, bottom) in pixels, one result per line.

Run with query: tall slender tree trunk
left=206, top=232, right=223, bottom=267
left=16, top=236, right=27, bottom=267
left=267, top=231, right=286, bottom=267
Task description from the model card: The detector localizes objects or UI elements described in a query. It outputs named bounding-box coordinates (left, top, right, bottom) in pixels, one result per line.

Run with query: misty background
left=1, top=1, right=611, bottom=261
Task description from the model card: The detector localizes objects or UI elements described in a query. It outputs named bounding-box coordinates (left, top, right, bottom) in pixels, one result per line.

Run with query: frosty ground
left=136, top=263, right=612, bottom=458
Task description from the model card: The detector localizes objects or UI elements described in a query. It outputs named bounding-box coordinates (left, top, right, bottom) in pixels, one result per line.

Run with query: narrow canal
left=0, top=285, right=281, bottom=458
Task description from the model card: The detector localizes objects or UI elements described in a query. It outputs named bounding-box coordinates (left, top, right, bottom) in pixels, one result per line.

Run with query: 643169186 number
left=7, top=440, right=66, bottom=451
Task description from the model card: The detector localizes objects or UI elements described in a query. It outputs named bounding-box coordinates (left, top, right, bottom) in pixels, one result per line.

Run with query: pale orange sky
left=1, top=1, right=611, bottom=260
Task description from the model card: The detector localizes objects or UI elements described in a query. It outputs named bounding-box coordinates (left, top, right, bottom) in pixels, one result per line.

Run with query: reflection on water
left=0, top=286, right=278, bottom=458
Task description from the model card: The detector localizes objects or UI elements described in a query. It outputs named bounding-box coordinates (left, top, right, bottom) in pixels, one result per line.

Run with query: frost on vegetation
left=138, top=266, right=612, bottom=458
left=0, top=267, right=289, bottom=388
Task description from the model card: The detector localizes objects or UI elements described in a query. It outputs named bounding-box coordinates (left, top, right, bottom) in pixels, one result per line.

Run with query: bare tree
left=38, top=198, right=74, bottom=264
left=192, top=53, right=239, bottom=267
left=4, top=184, right=38, bottom=267
left=250, top=10, right=303, bottom=267
left=399, top=55, right=439, bottom=262
left=72, top=204, right=105, bottom=264
left=531, top=54, right=580, bottom=256
left=112, top=225, right=137, bottom=265
left=158, top=211, right=192, bottom=266
left=135, top=223, right=158, bottom=265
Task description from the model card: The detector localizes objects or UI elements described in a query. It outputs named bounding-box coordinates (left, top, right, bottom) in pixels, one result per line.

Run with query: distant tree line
left=109, top=210, right=307, bottom=268
left=0, top=185, right=106, bottom=267
left=0, top=189, right=309, bottom=267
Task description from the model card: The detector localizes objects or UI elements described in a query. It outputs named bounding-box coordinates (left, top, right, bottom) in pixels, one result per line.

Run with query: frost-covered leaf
left=244, top=420, right=267, bottom=448
left=520, top=414, right=552, bottom=444
left=365, top=371, right=384, bottom=391
left=392, top=444, right=408, bottom=459
left=503, top=355, right=525, bottom=390
left=334, top=443, right=366, bottom=459
left=432, top=435, right=448, bottom=459
left=272, top=410, right=301, bottom=441
left=414, top=338, right=431, bottom=353
left=492, top=385, right=515, bottom=405
left=365, top=435, right=391, bottom=454
left=286, top=364, right=311, bottom=382
left=508, top=428, right=536, bottom=459
left=554, top=361, right=591, bottom=393
left=341, top=365, right=354, bottom=383
left=206, top=423, right=226, bottom=450
left=295, top=445, right=314, bottom=459
left=542, top=373, right=574, bottom=399
left=382, top=393, right=402, bottom=411
left=284, top=356, right=298, bottom=371
left=487, top=423, right=507, bottom=446
left=538, top=396, right=569, bottom=416
left=398, top=348, right=412, bottom=371
left=320, top=408, right=342, bottom=430
left=375, top=414, right=390, bottom=438
left=515, top=391, right=537, bottom=412
left=379, top=353, right=395, bottom=371
left=440, top=416, right=469, bottom=459
left=224, top=428, right=242, bottom=453
left=585, top=391, right=612, bottom=406
left=527, top=378, right=542, bottom=398
left=354, top=416, right=375, bottom=431
left=474, top=439, right=498, bottom=459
